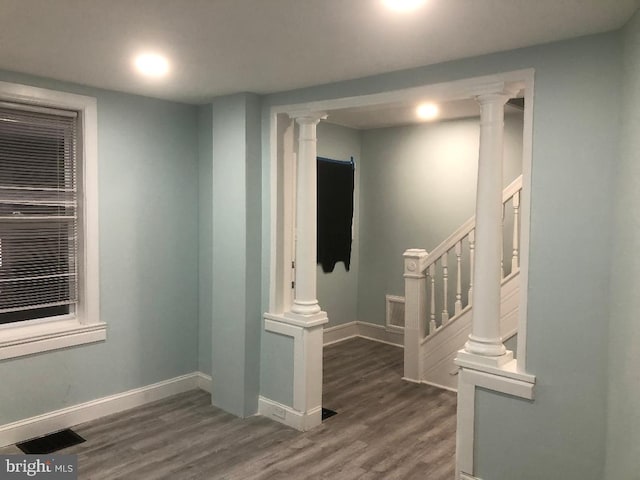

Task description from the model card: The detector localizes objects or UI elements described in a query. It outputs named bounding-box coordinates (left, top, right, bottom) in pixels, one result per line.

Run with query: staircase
left=403, top=175, right=522, bottom=390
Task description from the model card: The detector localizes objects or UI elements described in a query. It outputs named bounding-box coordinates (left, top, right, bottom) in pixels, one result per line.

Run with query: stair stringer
left=420, top=271, right=520, bottom=391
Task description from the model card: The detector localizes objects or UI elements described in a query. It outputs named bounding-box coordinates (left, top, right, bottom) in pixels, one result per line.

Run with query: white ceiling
left=0, top=0, right=638, bottom=104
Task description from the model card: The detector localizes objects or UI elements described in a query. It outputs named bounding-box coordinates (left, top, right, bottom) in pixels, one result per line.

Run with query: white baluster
left=511, top=191, right=520, bottom=272
left=429, top=263, right=437, bottom=333
left=468, top=229, right=475, bottom=305
left=441, top=254, right=449, bottom=324
left=455, top=241, right=463, bottom=315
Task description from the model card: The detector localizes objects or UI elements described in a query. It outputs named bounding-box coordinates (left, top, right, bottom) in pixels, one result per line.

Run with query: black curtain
left=317, top=157, right=355, bottom=273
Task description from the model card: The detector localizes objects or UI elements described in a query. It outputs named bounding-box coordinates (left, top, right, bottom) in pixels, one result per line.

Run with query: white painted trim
left=455, top=356, right=535, bottom=385
left=267, top=311, right=328, bottom=328
left=196, top=372, right=213, bottom=394
left=462, top=367, right=534, bottom=399
left=456, top=370, right=476, bottom=479
left=271, top=69, right=533, bottom=117
left=0, top=321, right=106, bottom=361
left=264, top=318, right=304, bottom=411
left=265, top=314, right=326, bottom=423
left=460, top=474, right=482, bottom=480
left=0, top=81, right=102, bottom=360
left=0, top=373, right=203, bottom=448
left=268, top=111, right=279, bottom=313
left=516, top=70, right=534, bottom=372
left=421, top=379, right=458, bottom=393
left=456, top=366, right=534, bottom=479
left=323, top=321, right=358, bottom=345
left=357, top=321, right=404, bottom=347
left=322, top=321, right=404, bottom=347
left=385, top=295, right=405, bottom=333
left=258, top=396, right=321, bottom=432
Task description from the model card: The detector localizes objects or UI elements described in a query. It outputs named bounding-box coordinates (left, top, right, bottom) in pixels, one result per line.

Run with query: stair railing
left=403, top=175, right=522, bottom=381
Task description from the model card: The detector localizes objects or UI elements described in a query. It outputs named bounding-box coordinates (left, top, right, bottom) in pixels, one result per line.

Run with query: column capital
left=470, top=82, right=520, bottom=104
left=288, top=111, right=327, bottom=125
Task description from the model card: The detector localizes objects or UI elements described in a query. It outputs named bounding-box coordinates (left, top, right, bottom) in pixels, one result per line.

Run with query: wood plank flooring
left=1, top=337, right=457, bottom=479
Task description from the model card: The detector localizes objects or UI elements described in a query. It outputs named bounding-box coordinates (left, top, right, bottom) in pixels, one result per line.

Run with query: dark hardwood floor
left=1, top=337, right=457, bottom=479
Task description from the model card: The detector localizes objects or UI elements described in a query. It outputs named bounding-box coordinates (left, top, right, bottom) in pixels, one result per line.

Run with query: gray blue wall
left=0, top=71, right=200, bottom=425
left=262, top=31, right=621, bottom=478
left=605, top=10, right=640, bottom=479
left=210, top=93, right=262, bottom=417
left=317, top=122, right=361, bottom=327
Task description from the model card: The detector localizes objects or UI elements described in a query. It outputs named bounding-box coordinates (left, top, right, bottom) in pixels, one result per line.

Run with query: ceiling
left=0, top=0, right=638, bottom=104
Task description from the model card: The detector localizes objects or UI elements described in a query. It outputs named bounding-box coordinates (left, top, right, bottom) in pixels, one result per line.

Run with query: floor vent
left=321, top=408, right=338, bottom=421
left=17, top=429, right=86, bottom=454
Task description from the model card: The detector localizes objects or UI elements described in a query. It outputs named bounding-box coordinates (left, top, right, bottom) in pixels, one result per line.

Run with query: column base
left=456, top=348, right=514, bottom=369
left=464, top=334, right=508, bottom=357
left=291, top=300, right=321, bottom=316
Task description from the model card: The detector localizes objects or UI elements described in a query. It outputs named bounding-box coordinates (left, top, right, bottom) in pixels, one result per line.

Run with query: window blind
left=0, top=104, right=79, bottom=324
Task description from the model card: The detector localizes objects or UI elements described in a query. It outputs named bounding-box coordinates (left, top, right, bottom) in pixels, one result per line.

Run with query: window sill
left=0, top=319, right=107, bottom=361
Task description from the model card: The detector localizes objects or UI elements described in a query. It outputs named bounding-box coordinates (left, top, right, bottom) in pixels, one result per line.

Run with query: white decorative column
left=261, top=111, right=328, bottom=432
left=459, top=83, right=518, bottom=366
left=289, top=112, right=327, bottom=316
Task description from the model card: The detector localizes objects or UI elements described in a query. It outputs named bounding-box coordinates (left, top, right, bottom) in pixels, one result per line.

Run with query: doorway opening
left=263, top=69, right=534, bottom=477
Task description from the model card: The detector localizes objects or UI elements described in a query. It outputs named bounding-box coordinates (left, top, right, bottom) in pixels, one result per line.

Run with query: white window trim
left=0, top=81, right=104, bottom=360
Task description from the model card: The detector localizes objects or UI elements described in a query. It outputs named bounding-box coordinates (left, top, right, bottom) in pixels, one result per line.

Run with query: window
left=0, top=81, right=104, bottom=360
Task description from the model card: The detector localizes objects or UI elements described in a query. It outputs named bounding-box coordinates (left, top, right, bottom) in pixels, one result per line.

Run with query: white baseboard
left=258, top=396, right=321, bottom=431
left=323, top=321, right=404, bottom=348
left=0, top=372, right=208, bottom=448
left=460, top=474, right=482, bottom=480
left=195, top=372, right=213, bottom=393
left=357, top=321, right=403, bottom=347
left=323, top=321, right=358, bottom=345
left=422, top=379, right=458, bottom=393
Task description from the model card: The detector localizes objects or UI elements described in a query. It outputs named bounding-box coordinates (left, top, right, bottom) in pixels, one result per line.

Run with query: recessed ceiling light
left=382, top=0, right=427, bottom=13
left=133, top=53, right=170, bottom=78
left=416, top=103, right=439, bottom=121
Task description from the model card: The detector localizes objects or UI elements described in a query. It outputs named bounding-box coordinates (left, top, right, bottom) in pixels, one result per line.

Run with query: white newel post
left=403, top=249, right=428, bottom=382
left=460, top=84, right=517, bottom=366
left=290, top=113, right=326, bottom=316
